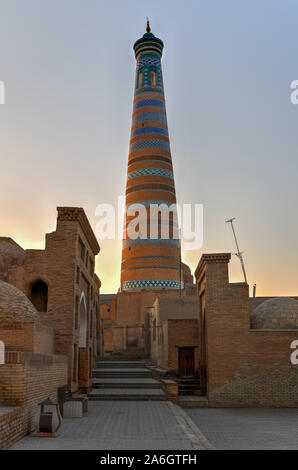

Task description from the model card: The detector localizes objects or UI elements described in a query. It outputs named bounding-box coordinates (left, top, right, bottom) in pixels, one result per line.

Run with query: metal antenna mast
left=225, top=217, right=248, bottom=284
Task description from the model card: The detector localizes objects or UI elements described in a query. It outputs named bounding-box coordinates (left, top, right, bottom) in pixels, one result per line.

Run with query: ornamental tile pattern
left=137, top=56, right=161, bottom=69
left=121, top=28, right=181, bottom=291
left=130, top=139, right=170, bottom=152
left=131, top=126, right=168, bottom=137
left=134, top=99, right=165, bottom=110
left=122, top=279, right=183, bottom=291
left=132, top=112, right=167, bottom=126
left=127, top=168, right=173, bottom=180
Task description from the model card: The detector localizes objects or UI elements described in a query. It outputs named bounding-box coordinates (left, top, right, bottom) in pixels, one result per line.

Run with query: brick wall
left=0, top=362, right=24, bottom=405
left=0, top=351, right=67, bottom=448
left=150, top=295, right=198, bottom=367
left=0, top=407, right=23, bottom=450
left=167, top=319, right=199, bottom=373
left=34, top=322, right=54, bottom=354
left=0, top=323, right=34, bottom=352
left=5, top=207, right=100, bottom=391
left=195, top=253, right=298, bottom=407
left=103, top=325, right=114, bottom=352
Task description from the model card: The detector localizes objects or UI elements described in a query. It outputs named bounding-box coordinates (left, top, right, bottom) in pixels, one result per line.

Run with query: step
left=93, top=373, right=152, bottom=379
left=88, top=388, right=167, bottom=401
left=179, top=385, right=201, bottom=390
left=97, top=361, right=146, bottom=369
left=92, top=378, right=162, bottom=389
left=101, top=357, right=143, bottom=361
left=177, top=396, right=209, bottom=407
left=93, top=369, right=152, bottom=379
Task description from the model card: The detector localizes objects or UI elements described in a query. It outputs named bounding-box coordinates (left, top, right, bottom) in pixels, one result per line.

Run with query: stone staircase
left=178, top=377, right=201, bottom=396
left=88, top=357, right=167, bottom=401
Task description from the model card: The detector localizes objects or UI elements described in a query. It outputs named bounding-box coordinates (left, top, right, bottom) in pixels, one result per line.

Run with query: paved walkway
left=186, top=408, right=298, bottom=450
left=11, top=401, right=213, bottom=450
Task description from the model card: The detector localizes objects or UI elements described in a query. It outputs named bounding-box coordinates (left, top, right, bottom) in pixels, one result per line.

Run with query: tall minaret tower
left=121, top=22, right=182, bottom=292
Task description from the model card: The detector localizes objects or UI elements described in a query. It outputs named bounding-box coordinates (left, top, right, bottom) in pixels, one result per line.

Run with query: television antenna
left=225, top=217, right=248, bottom=284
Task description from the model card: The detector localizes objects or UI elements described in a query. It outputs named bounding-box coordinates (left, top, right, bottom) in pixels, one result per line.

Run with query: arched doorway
left=30, top=280, right=48, bottom=312
left=79, top=293, right=87, bottom=348
left=78, top=292, right=89, bottom=390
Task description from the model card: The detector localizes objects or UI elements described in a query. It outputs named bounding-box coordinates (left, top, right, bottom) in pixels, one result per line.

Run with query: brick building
left=194, top=253, right=298, bottom=407
left=0, top=280, right=68, bottom=448
left=149, top=296, right=199, bottom=373
left=100, top=24, right=198, bottom=355
left=101, top=266, right=196, bottom=356
left=0, top=206, right=103, bottom=447
left=0, top=207, right=102, bottom=392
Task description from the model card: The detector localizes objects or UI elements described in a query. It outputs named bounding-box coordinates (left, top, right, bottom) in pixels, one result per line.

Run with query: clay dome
left=182, top=263, right=193, bottom=285
left=182, top=263, right=191, bottom=274
left=251, top=297, right=298, bottom=329
left=0, top=238, right=25, bottom=265
left=0, top=280, right=39, bottom=323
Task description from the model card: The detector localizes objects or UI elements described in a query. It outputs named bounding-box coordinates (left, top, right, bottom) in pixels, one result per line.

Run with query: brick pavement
left=10, top=401, right=212, bottom=450
left=186, top=408, right=298, bottom=450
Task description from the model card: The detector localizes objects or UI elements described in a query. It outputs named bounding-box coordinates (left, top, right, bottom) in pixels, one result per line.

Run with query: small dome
left=182, top=263, right=191, bottom=275
left=251, top=297, right=298, bottom=329
left=0, top=280, right=39, bottom=323
left=0, top=238, right=25, bottom=265
left=182, top=263, right=193, bottom=285
left=143, top=32, right=155, bottom=38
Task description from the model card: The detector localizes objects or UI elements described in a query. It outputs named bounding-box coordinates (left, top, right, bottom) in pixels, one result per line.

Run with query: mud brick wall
left=167, top=319, right=199, bottom=373
left=0, top=352, right=67, bottom=448
left=0, top=323, right=34, bottom=352
left=0, top=407, right=23, bottom=450
left=196, top=254, right=298, bottom=407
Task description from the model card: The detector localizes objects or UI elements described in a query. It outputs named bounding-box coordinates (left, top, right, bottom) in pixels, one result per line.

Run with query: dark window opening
left=31, top=280, right=48, bottom=312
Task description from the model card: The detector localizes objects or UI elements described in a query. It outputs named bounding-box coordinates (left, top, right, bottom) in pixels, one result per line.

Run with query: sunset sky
left=0, top=0, right=297, bottom=295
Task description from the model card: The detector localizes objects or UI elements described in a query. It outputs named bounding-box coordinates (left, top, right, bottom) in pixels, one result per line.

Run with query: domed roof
left=143, top=31, right=155, bottom=39
left=182, top=263, right=191, bottom=275
left=181, top=262, right=193, bottom=285
left=0, top=280, right=39, bottom=323
left=251, top=297, right=298, bottom=329
left=134, top=21, right=164, bottom=59
left=0, top=238, right=25, bottom=264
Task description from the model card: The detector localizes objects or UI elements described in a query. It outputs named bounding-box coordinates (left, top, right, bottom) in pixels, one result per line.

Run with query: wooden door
left=179, top=347, right=195, bottom=376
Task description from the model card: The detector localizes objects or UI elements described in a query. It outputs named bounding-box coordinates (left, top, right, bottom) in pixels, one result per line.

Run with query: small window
left=76, top=266, right=80, bottom=284
left=31, top=280, right=48, bottom=312
left=138, top=72, right=143, bottom=89
left=150, top=71, right=156, bottom=87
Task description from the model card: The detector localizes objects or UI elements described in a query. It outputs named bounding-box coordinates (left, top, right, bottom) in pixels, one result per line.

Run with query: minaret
left=121, top=22, right=182, bottom=291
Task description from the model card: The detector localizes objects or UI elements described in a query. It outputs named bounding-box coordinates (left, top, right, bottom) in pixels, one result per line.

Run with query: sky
left=0, top=0, right=297, bottom=295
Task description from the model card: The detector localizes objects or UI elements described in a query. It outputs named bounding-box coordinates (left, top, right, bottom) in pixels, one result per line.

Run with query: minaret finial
left=146, top=17, right=151, bottom=33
